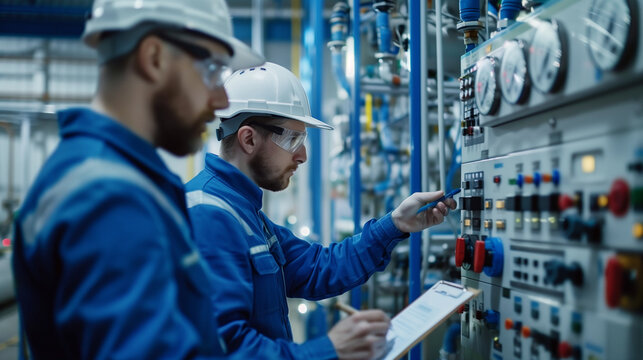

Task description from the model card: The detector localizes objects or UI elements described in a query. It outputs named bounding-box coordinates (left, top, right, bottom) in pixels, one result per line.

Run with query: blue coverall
left=186, top=154, right=408, bottom=359
left=12, top=108, right=227, bottom=359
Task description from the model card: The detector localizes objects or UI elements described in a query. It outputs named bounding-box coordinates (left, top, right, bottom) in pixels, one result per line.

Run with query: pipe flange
left=375, top=52, right=396, bottom=61
left=327, top=40, right=346, bottom=50
left=457, top=20, right=484, bottom=32
left=522, top=0, right=546, bottom=11
left=497, top=19, right=516, bottom=30
left=373, top=0, right=395, bottom=12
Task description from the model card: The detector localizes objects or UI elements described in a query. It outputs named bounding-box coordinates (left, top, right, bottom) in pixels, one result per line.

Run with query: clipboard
left=378, top=280, right=480, bottom=360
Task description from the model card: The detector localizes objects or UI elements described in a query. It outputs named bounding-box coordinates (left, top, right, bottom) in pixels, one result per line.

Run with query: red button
left=605, top=257, right=623, bottom=308
left=473, top=240, right=486, bottom=273
left=521, top=325, right=531, bottom=338
left=558, top=341, right=573, bottom=358
left=505, top=318, right=514, bottom=330
left=608, top=179, right=630, bottom=217
left=455, top=237, right=465, bottom=267
left=558, top=194, right=575, bottom=211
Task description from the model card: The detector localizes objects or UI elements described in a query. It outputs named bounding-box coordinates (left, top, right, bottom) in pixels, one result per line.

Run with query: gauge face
left=586, top=0, right=635, bottom=71
left=529, top=20, right=566, bottom=93
left=475, top=57, right=500, bottom=115
left=500, top=40, right=529, bottom=104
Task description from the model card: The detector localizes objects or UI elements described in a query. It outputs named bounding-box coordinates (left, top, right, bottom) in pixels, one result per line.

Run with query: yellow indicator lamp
left=582, top=155, right=596, bottom=173
left=598, top=195, right=609, bottom=208
left=633, top=223, right=643, bottom=239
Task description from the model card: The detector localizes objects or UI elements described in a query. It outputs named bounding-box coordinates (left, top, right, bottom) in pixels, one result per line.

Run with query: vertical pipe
left=251, top=0, right=264, bottom=55
left=310, top=0, right=324, bottom=244
left=350, top=0, right=363, bottom=310
left=409, top=0, right=426, bottom=357
left=19, top=118, right=31, bottom=202
left=437, top=0, right=446, bottom=191
left=291, top=0, right=302, bottom=77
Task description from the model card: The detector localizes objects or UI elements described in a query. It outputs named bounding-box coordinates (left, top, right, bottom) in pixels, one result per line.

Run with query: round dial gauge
left=500, top=40, right=529, bottom=104
left=586, top=0, right=636, bottom=71
left=475, top=57, right=500, bottom=115
left=529, top=20, right=566, bottom=93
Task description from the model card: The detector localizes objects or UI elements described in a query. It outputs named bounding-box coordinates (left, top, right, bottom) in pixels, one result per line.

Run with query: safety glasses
left=251, top=123, right=308, bottom=153
left=156, top=33, right=232, bottom=90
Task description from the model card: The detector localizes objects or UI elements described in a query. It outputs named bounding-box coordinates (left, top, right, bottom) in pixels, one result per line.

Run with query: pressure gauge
left=529, top=20, right=567, bottom=93
left=586, top=0, right=636, bottom=71
left=475, top=57, right=500, bottom=115
left=500, top=40, right=529, bottom=104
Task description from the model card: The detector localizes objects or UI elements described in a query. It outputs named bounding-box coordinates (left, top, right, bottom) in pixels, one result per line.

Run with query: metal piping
left=409, top=0, right=426, bottom=357
left=437, top=0, right=446, bottom=192
left=251, top=0, right=264, bottom=55
left=350, top=0, right=363, bottom=310
left=310, top=0, right=324, bottom=245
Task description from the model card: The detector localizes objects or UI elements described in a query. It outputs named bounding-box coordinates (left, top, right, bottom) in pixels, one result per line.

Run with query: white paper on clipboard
left=378, top=280, right=480, bottom=360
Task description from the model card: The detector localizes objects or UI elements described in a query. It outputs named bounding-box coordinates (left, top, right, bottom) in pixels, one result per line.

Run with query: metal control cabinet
left=457, top=1, right=643, bottom=359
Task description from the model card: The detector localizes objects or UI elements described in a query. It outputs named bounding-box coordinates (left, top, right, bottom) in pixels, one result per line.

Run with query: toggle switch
left=561, top=215, right=602, bottom=243
left=473, top=237, right=504, bottom=277
left=543, top=260, right=583, bottom=287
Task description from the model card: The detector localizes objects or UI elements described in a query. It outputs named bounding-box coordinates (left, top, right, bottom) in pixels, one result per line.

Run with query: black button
left=473, top=179, right=484, bottom=189
left=470, top=196, right=483, bottom=211
left=513, top=270, right=522, bottom=279
left=472, top=218, right=481, bottom=229
left=539, top=193, right=560, bottom=212
left=463, top=181, right=471, bottom=189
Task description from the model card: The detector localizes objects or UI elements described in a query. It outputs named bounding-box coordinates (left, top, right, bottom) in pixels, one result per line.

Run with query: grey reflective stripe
left=249, top=244, right=269, bottom=255
left=186, top=190, right=254, bottom=236
left=21, top=158, right=192, bottom=247
left=266, top=235, right=278, bottom=247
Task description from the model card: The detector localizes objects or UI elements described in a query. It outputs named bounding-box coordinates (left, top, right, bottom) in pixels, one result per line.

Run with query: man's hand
left=328, top=310, right=391, bottom=360
left=391, top=191, right=457, bottom=233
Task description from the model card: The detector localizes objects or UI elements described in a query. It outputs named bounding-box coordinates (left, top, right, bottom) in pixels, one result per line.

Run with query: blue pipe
left=499, top=0, right=521, bottom=21
left=442, top=322, right=462, bottom=354
left=459, top=0, right=480, bottom=22
left=350, top=0, right=363, bottom=310
left=375, top=12, right=398, bottom=55
left=311, top=0, right=324, bottom=245
left=409, top=0, right=423, bottom=358
left=332, top=52, right=352, bottom=96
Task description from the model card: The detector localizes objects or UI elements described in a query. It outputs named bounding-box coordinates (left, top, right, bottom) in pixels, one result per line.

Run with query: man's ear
left=134, top=35, right=170, bottom=84
left=237, top=126, right=261, bottom=155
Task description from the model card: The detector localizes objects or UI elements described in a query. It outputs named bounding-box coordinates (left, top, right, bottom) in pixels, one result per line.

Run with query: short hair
left=220, top=115, right=288, bottom=157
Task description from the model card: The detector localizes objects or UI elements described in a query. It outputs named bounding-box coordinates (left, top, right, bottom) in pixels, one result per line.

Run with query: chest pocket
left=250, top=245, right=279, bottom=275
left=186, top=191, right=286, bottom=315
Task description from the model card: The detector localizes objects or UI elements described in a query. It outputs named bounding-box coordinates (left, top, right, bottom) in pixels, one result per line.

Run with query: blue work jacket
left=12, top=108, right=228, bottom=359
left=185, top=154, right=408, bottom=360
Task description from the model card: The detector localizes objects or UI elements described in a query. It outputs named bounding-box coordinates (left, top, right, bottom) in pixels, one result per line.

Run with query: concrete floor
left=0, top=304, right=18, bottom=360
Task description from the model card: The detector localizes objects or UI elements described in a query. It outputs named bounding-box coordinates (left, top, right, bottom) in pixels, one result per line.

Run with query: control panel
left=458, top=1, right=643, bottom=359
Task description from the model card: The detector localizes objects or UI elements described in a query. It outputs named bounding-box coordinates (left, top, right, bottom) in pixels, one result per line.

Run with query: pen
left=335, top=302, right=358, bottom=315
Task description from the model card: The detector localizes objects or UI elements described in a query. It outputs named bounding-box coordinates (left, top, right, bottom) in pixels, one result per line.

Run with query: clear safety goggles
left=251, top=123, right=308, bottom=153
left=157, top=33, right=232, bottom=90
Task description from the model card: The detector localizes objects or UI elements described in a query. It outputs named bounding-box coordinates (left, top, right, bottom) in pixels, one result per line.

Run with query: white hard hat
left=83, top=0, right=264, bottom=70
left=217, top=62, right=334, bottom=140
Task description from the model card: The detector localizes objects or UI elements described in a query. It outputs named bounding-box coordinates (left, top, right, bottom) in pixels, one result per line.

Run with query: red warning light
left=2, top=238, right=10, bottom=247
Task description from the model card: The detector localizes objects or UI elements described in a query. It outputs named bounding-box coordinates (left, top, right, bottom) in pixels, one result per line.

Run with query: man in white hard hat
left=12, top=0, right=264, bottom=358
left=185, top=62, right=456, bottom=359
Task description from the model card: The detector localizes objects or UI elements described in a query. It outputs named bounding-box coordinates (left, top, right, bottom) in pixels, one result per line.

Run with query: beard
left=249, top=150, right=297, bottom=192
left=152, top=76, right=213, bottom=156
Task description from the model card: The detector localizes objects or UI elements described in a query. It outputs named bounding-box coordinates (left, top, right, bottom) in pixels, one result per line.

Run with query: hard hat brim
left=223, top=35, right=266, bottom=71
left=220, top=109, right=334, bottom=130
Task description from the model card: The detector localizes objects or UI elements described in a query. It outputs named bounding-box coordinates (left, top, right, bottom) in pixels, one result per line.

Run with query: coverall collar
left=204, top=153, right=263, bottom=212
left=57, top=107, right=183, bottom=189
